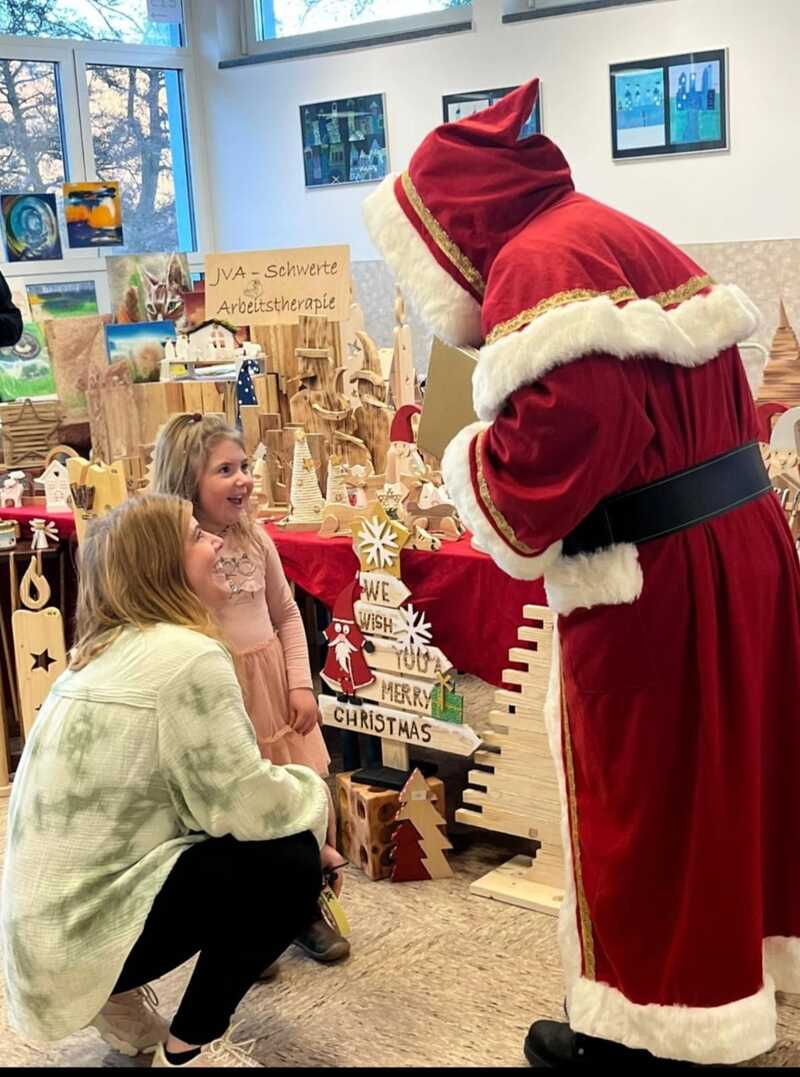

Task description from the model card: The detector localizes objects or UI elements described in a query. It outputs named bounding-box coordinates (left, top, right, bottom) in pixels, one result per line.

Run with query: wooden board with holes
left=12, top=607, right=67, bottom=741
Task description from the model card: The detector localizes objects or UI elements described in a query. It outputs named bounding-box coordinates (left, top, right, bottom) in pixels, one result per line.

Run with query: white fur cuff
left=363, top=173, right=483, bottom=348
left=544, top=544, right=643, bottom=616
left=474, top=284, right=761, bottom=421
left=441, top=420, right=562, bottom=580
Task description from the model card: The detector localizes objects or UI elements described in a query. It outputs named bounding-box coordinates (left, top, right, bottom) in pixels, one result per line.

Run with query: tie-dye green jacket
left=1, top=623, right=328, bottom=1043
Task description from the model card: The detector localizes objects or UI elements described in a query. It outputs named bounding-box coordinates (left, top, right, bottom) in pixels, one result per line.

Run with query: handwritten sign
left=319, top=696, right=480, bottom=757
left=366, top=639, right=453, bottom=680
left=204, top=244, right=350, bottom=326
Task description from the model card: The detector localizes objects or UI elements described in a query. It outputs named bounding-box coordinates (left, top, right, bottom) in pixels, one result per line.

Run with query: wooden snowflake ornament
left=351, top=503, right=409, bottom=579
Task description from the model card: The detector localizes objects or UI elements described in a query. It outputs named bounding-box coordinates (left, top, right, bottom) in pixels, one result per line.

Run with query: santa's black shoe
left=524, top=1020, right=693, bottom=1068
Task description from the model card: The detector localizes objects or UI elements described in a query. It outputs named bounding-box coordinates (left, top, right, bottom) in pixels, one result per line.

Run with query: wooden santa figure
left=321, top=579, right=375, bottom=697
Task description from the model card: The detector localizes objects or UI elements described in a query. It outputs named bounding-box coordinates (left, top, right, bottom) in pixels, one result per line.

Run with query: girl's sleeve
left=262, top=533, right=313, bottom=691
left=157, top=647, right=328, bottom=844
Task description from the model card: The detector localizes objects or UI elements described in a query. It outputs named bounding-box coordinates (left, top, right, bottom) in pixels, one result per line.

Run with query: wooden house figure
left=35, top=460, right=71, bottom=512
left=186, top=319, right=238, bottom=363
left=1, top=472, right=25, bottom=507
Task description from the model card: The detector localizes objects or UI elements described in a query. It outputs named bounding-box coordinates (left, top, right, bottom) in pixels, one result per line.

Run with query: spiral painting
left=1, top=192, right=63, bottom=262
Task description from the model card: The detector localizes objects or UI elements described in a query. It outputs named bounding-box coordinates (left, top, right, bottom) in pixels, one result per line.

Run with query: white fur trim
left=764, top=936, right=800, bottom=993
left=363, top=173, right=483, bottom=348
left=544, top=544, right=643, bottom=616
left=547, top=637, right=779, bottom=1066
left=474, top=284, right=761, bottom=421
left=441, top=420, right=562, bottom=580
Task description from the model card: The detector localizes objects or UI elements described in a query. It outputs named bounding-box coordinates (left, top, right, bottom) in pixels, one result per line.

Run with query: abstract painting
left=104, top=320, right=176, bottom=382
left=442, top=86, right=542, bottom=137
left=106, top=251, right=191, bottom=323
left=610, top=49, right=727, bottom=159
left=1, top=193, right=62, bottom=261
left=26, top=281, right=99, bottom=322
left=64, top=181, right=123, bottom=247
left=300, top=94, right=388, bottom=188
left=0, top=321, right=55, bottom=402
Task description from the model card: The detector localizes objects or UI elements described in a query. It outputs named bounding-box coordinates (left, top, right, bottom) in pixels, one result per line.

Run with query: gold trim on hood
left=400, top=171, right=486, bottom=298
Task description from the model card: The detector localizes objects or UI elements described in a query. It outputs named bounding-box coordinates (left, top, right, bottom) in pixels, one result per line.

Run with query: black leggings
left=113, top=830, right=322, bottom=1045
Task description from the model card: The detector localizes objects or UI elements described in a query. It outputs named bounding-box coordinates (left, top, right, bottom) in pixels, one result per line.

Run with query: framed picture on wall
left=442, top=86, right=542, bottom=137
left=610, top=49, right=728, bottom=160
left=300, top=94, right=389, bottom=189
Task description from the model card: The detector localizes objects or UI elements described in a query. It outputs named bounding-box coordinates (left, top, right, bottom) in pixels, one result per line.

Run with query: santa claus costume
left=363, top=80, right=800, bottom=1066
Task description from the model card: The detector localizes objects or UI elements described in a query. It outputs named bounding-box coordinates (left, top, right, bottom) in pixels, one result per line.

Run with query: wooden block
left=12, top=607, right=67, bottom=741
left=134, top=383, right=168, bottom=445
left=468, top=854, right=564, bottom=917
left=258, top=413, right=282, bottom=440
left=239, top=405, right=261, bottom=455
left=181, top=381, right=205, bottom=413
left=201, top=381, right=224, bottom=415
left=381, top=740, right=409, bottom=770
left=336, top=770, right=444, bottom=881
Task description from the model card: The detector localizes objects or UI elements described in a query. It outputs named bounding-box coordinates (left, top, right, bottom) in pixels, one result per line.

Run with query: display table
left=266, top=525, right=545, bottom=687
left=0, top=508, right=546, bottom=686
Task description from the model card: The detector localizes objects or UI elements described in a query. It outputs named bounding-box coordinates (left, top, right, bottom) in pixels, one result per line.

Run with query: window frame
left=235, top=0, right=473, bottom=67
left=502, top=0, right=660, bottom=22
left=0, top=13, right=212, bottom=281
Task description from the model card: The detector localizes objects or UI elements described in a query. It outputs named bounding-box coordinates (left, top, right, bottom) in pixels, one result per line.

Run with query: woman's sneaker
left=88, top=984, right=168, bottom=1056
left=151, top=1024, right=262, bottom=1068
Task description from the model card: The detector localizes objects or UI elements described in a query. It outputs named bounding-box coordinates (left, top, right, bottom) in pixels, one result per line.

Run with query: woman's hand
left=288, top=688, right=321, bottom=735
left=321, top=842, right=346, bottom=897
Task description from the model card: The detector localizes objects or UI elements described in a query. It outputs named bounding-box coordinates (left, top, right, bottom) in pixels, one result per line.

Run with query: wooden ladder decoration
left=456, top=603, right=565, bottom=916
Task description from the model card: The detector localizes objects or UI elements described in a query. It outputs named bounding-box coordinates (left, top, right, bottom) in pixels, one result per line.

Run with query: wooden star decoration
left=351, top=503, right=409, bottom=579
left=31, top=649, right=57, bottom=673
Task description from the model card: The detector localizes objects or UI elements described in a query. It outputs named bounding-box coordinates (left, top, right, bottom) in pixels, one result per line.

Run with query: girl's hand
left=321, top=842, right=346, bottom=897
left=288, top=687, right=321, bottom=736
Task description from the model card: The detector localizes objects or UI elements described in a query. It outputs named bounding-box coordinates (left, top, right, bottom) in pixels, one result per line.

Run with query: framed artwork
left=26, top=281, right=99, bottom=322
left=1, top=193, right=62, bottom=261
left=610, top=49, right=727, bottom=160
left=64, top=181, right=123, bottom=248
left=0, top=321, right=55, bottom=402
left=104, top=320, right=176, bottom=382
left=300, top=94, right=388, bottom=188
left=106, top=251, right=191, bottom=323
left=442, top=86, right=542, bottom=137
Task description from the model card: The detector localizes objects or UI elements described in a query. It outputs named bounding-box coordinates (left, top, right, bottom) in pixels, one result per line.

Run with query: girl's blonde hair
left=149, top=413, right=263, bottom=554
left=69, top=493, right=217, bottom=670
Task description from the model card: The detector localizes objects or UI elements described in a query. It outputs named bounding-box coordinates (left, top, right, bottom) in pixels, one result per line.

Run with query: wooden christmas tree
left=390, top=768, right=453, bottom=881
left=456, top=604, right=565, bottom=916
left=279, top=428, right=325, bottom=531
left=756, top=301, right=800, bottom=406
left=325, top=453, right=350, bottom=506
left=319, top=503, right=480, bottom=770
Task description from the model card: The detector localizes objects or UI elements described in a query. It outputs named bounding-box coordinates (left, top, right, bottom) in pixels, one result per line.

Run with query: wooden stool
left=336, top=770, right=445, bottom=880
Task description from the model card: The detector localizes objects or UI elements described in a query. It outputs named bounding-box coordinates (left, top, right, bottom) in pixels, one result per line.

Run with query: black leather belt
left=561, top=441, right=771, bottom=557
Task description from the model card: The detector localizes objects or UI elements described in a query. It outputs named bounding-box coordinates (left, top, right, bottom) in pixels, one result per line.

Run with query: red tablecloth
left=0, top=506, right=75, bottom=541
left=0, top=506, right=546, bottom=685
left=267, top=525, right=546, bottom=687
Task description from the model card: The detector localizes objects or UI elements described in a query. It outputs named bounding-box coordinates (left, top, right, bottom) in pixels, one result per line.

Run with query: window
left=0, top=0, right=182, bottom=47
left=86, top=64, right=194, bottom=253
left=503, top=0, right=659, bottom=20
left=0, top=1, right=200, bottom=258
left=257, top=0, right=470, bottom=40
left=0, top=58, right=68, bottom=192
left=236, top=0, right=471, bottom=65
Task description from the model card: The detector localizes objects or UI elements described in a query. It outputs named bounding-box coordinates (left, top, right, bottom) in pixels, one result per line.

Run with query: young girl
left=151, top=413, right=348, bottom=965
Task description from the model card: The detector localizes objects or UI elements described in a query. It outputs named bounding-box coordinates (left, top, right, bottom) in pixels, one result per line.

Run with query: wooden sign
left=355, top=601, right=405, bottom=640
left=366, top=639, right=452, bottom=680
left=320, top=696, right=480, bottom=757
left=12, top=607, right=67, bottom=740
left=357, top=669, right=436, bottom=717
left=204, top=245, right=351, bottom=327
left=359, top=571, right=410, bottom=608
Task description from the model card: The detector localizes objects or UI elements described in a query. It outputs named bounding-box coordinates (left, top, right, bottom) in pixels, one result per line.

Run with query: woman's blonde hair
left=69, top=493, right=217, bottom=670
left=149, top=413, right=263, bottom=554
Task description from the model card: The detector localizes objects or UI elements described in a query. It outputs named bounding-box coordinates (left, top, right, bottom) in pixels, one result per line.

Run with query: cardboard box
left=417, top=337, right=479, bottom=462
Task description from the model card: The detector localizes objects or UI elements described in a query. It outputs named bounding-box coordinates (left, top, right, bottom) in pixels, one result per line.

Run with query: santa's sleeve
left=441, top=355, right=655, bottom=580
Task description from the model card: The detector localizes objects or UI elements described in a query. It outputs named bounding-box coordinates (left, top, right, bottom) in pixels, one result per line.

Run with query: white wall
left=192, top=0, right=800, bottom=259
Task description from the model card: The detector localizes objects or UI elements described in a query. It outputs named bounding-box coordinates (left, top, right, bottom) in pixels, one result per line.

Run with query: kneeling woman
left=2, top=494, right=339, bottom=1067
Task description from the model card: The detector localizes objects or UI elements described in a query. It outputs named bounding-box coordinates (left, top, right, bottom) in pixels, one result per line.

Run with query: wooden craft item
left=44, top=313, right=110, bottom=423
left=0, top=519, right=20, bottom=548
left=390, top=289, right=416, bottom=408
left=769, top=406, right=800, bottom=453
left=12, top=606, right=67, bottom=741
left=134, top=382, right=186, bottom=445
left=278, top=428, right=325, bottom=530
left=19, top=555, right=50, bottom=610
left=67, top=457, right=128, bottom=544
left=239, top=404, right=261, bottom=455
left=456, top=604, right=565, bottom=916
left=181, top=380, right=205, bottom=413
left=86, top=360, right=141, bottom=464
left=336, top=770, right=444, bottom=881
left=337, top=293, right=367, bottom=401
left=319, top=499, right=380, bottom=538
left=391, top=768, right=453, bottom=881
left=1, top=472, right=24, bottom=507
left=351, top=504, right=409, bottom=579
left=756, top=300, right=800, bottom=406
left=0, top=398, right=62, bottom=470
left=355, top=394, right=393, bottom=474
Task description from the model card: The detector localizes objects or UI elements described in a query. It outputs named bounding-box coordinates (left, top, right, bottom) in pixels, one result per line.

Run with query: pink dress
left=213, top=531, right=330, bottom=777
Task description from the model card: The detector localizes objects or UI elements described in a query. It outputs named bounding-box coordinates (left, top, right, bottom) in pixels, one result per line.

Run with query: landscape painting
left=64, top=180, right=123, bottom=248
left=104, top=319, right=176, bottom=382
left=0, top=321, right=55, bottom=402
left=26, top=280, right=99, bottom=322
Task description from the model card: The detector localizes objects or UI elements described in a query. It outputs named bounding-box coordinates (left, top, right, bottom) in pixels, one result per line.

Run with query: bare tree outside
left=265, top=0, right=470, bottom=37
left=0, top=0, right=192, bottom=253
